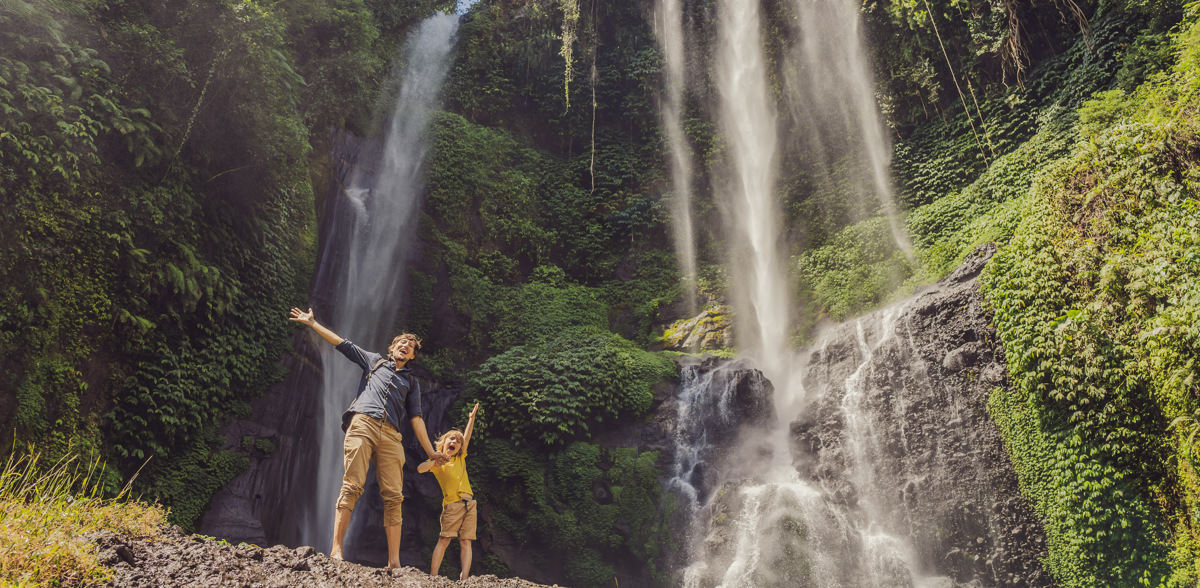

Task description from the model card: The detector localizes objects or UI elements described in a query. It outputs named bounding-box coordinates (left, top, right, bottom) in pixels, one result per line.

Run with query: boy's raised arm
left=462, top=403, right=480, bottom=452
left=289, top=307, right=344, bottom=346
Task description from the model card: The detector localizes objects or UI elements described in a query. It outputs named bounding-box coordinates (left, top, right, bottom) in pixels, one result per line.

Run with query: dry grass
left=0, top=452, right=167, bottom=587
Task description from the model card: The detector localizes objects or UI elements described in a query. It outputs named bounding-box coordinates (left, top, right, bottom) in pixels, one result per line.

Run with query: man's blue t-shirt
left=335, top=340, right=423, bottom=433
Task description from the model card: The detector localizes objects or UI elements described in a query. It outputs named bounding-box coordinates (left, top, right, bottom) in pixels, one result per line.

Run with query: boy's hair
left=390, top=332, right=422, bottom=361
left=435, top=429, right=465, bottom=454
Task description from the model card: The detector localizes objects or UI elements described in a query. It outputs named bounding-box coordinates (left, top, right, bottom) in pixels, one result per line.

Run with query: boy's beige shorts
left=439, top=497, right=478, bottom=540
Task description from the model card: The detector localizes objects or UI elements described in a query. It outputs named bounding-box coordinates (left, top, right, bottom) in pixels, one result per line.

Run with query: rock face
left=788, top=244, right=1049, bottom=586
left=674, top=245, right=1053, bottom=587
left=93, top=525, right=555, bottom=587
left=661, top=306, right=735, bottom=351
left=198, top=328, right=324, bottom=549
left=662, top=356, right=776, bottom=507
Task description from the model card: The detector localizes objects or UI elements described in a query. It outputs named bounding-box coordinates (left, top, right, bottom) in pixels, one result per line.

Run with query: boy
left=288, top=307, right=448, bottom=568
left=418, top=402, right=480, bottom=580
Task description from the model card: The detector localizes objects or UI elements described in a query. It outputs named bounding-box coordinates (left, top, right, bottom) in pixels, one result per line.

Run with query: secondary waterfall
left=655, top=0, right=699, bottom=315
left=783, top=0, right=910, bottom=253
left=671, top=0, right=931, bottom=584
left=299, top=12, right=462, bottom=553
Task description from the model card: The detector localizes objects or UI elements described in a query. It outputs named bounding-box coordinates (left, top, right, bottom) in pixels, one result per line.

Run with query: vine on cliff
left=981, top=14, right=1200, bottom=584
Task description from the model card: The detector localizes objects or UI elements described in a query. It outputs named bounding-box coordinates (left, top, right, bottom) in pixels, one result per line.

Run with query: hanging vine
left=559, top=0, right=580, bottom=110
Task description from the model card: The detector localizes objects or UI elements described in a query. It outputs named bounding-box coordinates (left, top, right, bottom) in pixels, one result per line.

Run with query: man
left=289, top=307, right=448, bottom=568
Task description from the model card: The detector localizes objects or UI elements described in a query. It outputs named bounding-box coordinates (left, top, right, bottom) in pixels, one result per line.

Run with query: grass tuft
left=0, top=452, right=167, bottom=587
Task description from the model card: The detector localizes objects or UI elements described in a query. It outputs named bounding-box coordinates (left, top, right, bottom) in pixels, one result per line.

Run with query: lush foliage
left=798, top=1, right=1172, bottom=328
left=0, top=0, right=440, bottom=529
left=979, top=13, right=1200, bottom=585
left=414, top=48, right=682, bottom=369
left=0, top=452, right=166, bottom=587
left=471, top=439, right=676, bottom=588
left=466, top=327, right=676, bottom=448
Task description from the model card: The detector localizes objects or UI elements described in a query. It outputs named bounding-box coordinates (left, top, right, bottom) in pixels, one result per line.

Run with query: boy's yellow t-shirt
left=430, top=452, right=473, bottom=505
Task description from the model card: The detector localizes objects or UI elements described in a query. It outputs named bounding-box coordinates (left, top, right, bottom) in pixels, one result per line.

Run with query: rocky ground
left=94, top=526, right=554, bottom=588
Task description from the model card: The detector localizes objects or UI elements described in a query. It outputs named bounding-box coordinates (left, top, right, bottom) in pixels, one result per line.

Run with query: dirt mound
left=93, top=526, right=553, bottom=588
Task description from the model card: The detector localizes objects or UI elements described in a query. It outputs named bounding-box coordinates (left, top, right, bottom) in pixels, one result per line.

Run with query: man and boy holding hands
left=289, top=308, right=480, bottom=580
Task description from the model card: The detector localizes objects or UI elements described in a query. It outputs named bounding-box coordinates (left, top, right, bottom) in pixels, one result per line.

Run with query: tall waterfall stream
left=300, top=12, right=462, bottom=554
left=665, top=0, right=1042, bottom=585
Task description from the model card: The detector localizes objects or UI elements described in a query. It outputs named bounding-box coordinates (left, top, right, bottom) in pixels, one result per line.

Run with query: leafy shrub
left=489, top=282, right=608, bottom=350
left=473, top=439, right=673, bottom=588
left=467, top=327, right=677, bottom=448
left=795, top=217, right=917, bottom=324
left=979, top=17, right=1200, bottom=584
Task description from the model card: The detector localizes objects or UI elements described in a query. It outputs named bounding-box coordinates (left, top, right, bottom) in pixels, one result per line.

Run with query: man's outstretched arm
left=289, top=307, right=344, bottom=346
left=411, top=416, right=449, bottom=465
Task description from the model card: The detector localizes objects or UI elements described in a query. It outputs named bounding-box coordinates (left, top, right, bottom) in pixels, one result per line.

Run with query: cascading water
left=782, top=0, right=910, bottom=253
left=299, top=10, right=466, bottom=554
left=654, top=0, right=699, bottom=315
left=673, top=246, right=1051, bottom=586
left=668, top=0, right=983, bottom=585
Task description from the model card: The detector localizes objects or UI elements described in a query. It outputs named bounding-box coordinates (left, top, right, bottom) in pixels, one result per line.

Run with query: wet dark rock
left=787, top=243, right=1052, bottom=586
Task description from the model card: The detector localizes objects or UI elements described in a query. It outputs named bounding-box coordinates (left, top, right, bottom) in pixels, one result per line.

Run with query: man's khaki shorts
left=439, top=497, right=477, bottom=540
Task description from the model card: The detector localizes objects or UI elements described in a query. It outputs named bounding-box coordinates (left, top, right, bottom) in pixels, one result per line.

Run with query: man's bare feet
left=388, top=560, right=401, bottom=569
left=330, top=550, right=344, bottom=561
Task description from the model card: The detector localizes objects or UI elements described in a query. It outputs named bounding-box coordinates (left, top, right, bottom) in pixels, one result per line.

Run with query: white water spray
left=300, top=12, right=462, bottom=553
left=675, top=0, right=928, bottom=584
left=784, top=0, right=910, bottom=253
left=655, top=0, right=699, bottom=314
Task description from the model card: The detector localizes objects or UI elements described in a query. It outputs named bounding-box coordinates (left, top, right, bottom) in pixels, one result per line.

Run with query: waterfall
left=783, top=0, right=910, bottom=253
left=713, top=0, right=791, bottom=386
left=299, top=11, right=463, bottom=553
left=671, top=247, right=1051, bottom=586
left=655, top=0, right=699, bottom=315
left=676, top=304, right=955, bottom=587
left=669, top=0, right=939, bottom=584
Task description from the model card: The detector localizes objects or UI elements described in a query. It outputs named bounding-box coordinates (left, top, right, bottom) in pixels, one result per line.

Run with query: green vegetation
left=981, top=17, right=1200, bottom=582
left=472, top=439, right=675, bottom=588
left=0, top=452, right=167, bottom=586
left=0, top=0, right=444, bottom=529
left=796, top=1, right=1155, bottom=326
left=467, top=327, right=677, bottom=448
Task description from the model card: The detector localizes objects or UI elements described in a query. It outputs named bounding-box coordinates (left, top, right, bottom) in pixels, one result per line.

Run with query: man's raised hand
left=289, top=307, right=315, bottom=326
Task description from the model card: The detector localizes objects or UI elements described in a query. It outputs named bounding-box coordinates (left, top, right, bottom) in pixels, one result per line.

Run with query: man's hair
left=435, top=429, right=465, bottom=454
left=389, top=333, right=422, bottom=361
